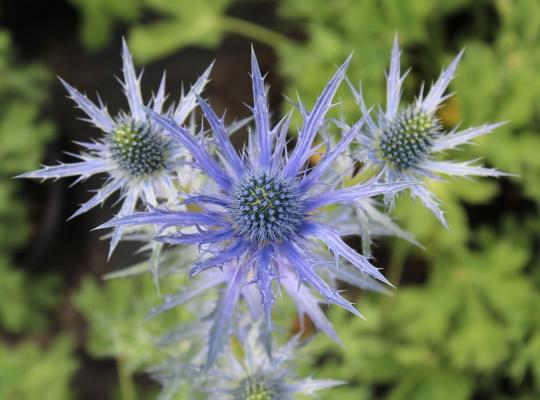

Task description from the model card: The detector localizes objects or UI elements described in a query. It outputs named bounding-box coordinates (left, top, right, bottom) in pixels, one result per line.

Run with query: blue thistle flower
left=211, top=322, right=343, bottom=400
left=350, top=34, right=507, bottom=226
left=151, top=320, right=343, bottom=399
left=101, top=50, right=411, bottom=366
left=18, top=40, right=213, bottom=255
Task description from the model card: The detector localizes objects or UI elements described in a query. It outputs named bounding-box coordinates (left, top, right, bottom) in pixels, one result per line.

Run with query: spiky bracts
left=350, top=34, right=506, bottom=225
left=101, top=49, right=411, bottom=367
left=18, top=40, right=212, bottom=255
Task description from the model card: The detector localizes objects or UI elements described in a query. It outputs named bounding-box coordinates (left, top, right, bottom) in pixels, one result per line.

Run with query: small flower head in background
left=350, top=34, right=506, bottom=225
left=211, top=322, right=342, bottom=400
left=151, top=320, right=343, bottom=400
left=18, top=39, right=212, bottom=255
left=102, top=49, right=412, bottom=366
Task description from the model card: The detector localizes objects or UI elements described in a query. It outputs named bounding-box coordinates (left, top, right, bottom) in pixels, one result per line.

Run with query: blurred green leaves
left=74, top=272, right=192, bottom=374
left=68, top=0, right=143, bottom=50
left=73, top=256, right=201, bottom=399
left=0, top=32, right=50, bottom=102
left=452, top=0, right=540, bottom=204
left=299, top=228, right=534, bottom=400
left=0, top=28, right=74, bottom=400
left=277, top=0, right=470, bottom=115
left=0, top=31, right=54, bottom=252
left=0, top=260, right=61, bottom=333
left=129, top=0, right=235, bottom=62
left=70, top=0, right=239, bottom=61
left=0, top=336, right=77, bottom=400
left=0, top=30, right=59, bottom=331
left=71, top=0, right=294, bottom=63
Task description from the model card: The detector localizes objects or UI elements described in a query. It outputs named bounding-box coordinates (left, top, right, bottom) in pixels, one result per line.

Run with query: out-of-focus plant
left=0, top=30, right=59, bottom=332
left=0, top=261, right=61, bottom=333
left=0, top=28, right=77, bottom=400
left=452, top=0, right=540, bottom=205
left=74, top=247, right=205, bottom=399
left=297, top=224, right=537, bottom=400
left=67, top=0, right=143, bottom=50
left=0, top=336, right=77, bottom=400
left=0, top=30, right=54, bottom=257
left=71, top=0, right=290, bottom=62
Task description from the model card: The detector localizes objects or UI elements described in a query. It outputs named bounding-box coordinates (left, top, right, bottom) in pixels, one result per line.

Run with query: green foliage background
left=0, top=29, right=76, bottom=399
left=2, top=0, right=540, bottom=399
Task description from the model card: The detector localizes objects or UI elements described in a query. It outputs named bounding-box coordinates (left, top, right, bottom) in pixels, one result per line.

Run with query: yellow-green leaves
left=0, top=337, right=77, bottom=400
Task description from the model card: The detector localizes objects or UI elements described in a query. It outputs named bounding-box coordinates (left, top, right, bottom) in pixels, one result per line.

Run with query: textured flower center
left=110, top=121, right=167, bottom=177
left=379, top=108, right=440, bottom=171
left=230, top=174, right=304, bottom=243
left=236, top=375, right=281, bottom=400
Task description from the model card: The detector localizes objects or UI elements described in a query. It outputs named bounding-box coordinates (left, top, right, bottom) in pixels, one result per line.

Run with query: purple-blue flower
left=18, top=40, right=212, bottom=255
left=101, top=50, right=410, bottom=365
left=150, top=318, right=343, bottom=399
left=350, top=35, right=506, bottom=226
left=212, top=321, right=343, bottom=400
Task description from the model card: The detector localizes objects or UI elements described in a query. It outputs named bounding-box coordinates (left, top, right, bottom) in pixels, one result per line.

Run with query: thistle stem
left=117, top=357, right=137, bottom=400
left=387, top=241, right=408, bottom=286
left=217, top=15, right=292, bottom=48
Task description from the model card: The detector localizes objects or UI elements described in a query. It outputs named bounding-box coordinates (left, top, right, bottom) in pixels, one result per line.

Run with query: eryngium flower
left=350, top=35, right=506, bottom=225
left=210, top=323, right=342, bottom=399
left=18, top=40, right=212, bottom=255
left=102, top=51, right=410, bottom=365
left=151, top=321, right=343, bottom=400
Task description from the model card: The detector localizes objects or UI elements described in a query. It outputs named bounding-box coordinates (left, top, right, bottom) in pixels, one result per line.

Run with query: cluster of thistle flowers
left=21, top=36, right=505, bottom=398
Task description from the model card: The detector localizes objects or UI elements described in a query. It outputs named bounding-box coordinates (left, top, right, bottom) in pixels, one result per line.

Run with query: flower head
left=18, top=39, right=212, bottom=255
left=211, top=322, right=342, bottom=400
left=350, top=34, right=506, bottom=225
left=102, top=50, right=410, bottom=365
left=229, top=172, right=305, bottom=244
left=151, top=320, right=343, bottom=399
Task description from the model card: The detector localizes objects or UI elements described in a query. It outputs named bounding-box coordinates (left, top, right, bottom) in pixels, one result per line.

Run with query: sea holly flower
left=18, top=39, right=212, bottom=255
left=207, top=322, right=343, bottom=399
left=101, top=50, right=411, bottom=365
left=349, top=35, right=506, bottom=226
left=151, top=320, right=343, bottom=400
